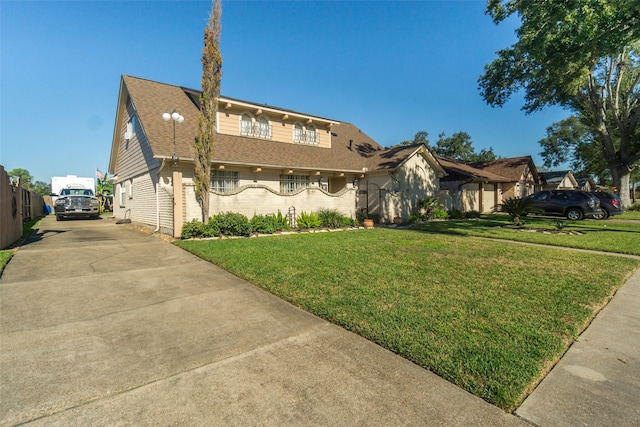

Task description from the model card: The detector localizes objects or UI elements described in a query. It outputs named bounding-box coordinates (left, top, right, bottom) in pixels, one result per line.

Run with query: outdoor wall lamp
left=162, top=109, right=184, bottom=166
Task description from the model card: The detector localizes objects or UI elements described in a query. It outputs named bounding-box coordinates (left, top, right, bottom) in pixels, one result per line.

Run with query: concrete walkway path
left=1, top=216, right=526, bottom=426
left=516, top=266, right=640, bottom=426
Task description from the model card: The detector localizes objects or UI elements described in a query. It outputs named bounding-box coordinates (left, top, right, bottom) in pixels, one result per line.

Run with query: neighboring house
left=540, top=170, right=578, bottom=190
left=468, top=156, right=540, bottom=199
left=575, top=176, right=597, bottom=191
left=109, top=75, right=446, bottom=236
left=437, top=157, right=510, bottom=213
left=436, top=155, right=540, bottom=213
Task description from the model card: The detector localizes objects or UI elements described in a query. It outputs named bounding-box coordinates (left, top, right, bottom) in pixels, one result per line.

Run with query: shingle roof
left=540, top=170, right=572, bottom=185
left=120, top=75, right=393, bottom=172
left=437, top=157, right=510, bottom=182
left=467, top=156, right=537, bottom=182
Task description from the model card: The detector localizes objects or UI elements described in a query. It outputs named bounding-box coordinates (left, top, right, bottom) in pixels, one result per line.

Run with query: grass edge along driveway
left=176, top=228, right=639, bottom=412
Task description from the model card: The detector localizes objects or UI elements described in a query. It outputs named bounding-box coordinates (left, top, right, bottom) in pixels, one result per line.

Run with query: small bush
left=341, top=216, right=357, bottom=227
left=433, top=209, right=448, bottom=219
left=211, top=212, right=251, bottom=236
left=317, top=208, right=344, bottom=228
left=418, top=197, right=444, bottom=220
left=251, top=214, right=276, bottom=234
left=629, top=203, right=640, bottom=212
left=181, top=219, right=209, bottom=239
left=250, top=211, right=290, bottom=234
left=298, top=211, right=322, bottom=229
left=409, top=213, right=424, bottom=223
left=447, top=209, right=463, bottom=219
left=465, top=210, right=481, bottom=219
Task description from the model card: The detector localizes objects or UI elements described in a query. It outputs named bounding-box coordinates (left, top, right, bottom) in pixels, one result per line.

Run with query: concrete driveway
left=0, top=216, right=526, bottom=426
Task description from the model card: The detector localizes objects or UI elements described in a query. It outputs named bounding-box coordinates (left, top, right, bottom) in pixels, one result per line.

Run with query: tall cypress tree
left=194, top=0, right=222, bottom=221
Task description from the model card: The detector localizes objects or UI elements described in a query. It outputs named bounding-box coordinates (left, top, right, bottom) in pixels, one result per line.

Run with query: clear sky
left=1, top=0, right=570, bottom=184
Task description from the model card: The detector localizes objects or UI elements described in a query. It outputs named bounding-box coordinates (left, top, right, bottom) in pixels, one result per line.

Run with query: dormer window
left=239, top=112, right=271, bottom=139
left=240, top=114, right=253, bottom=136
left=306, top=124, right=317, bottom=144
left=257, top=116, right=271, bottom=139
left=293, top=122, right=318, bottom=145
left=294, top=123, right=304, bottom=143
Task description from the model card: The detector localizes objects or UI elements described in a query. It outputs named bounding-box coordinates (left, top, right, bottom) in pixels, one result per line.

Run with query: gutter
left=154, top=159, right=167, bottom=232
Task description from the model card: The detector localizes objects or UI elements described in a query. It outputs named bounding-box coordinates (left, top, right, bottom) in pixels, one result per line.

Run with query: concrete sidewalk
left=1, top=216, right=526, bottom=426
left=516, top=266, right=640, bottom=426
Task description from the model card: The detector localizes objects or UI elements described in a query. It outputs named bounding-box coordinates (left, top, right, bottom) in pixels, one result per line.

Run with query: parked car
left=590, top=191, right=623, bottom=219
left=54, top=187, right=100, bottom=220
left=525, top=190, right=602, bottom=220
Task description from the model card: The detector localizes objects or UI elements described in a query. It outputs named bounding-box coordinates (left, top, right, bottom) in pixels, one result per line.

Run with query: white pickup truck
left=53, top=187, right=100, bottom=221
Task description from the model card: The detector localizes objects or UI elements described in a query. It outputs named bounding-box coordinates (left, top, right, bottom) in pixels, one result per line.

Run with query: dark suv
left=590, top=191, right=623, bottom=219
left=525, top=190, right=602, bottom=220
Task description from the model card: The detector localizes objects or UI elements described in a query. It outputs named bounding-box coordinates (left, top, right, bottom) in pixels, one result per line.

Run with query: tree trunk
left=610, top=164, right=632, bottom=208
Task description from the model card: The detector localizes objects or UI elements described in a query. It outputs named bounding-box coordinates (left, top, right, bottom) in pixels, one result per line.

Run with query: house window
left=293, top=123, right=318, bottom=145
left=294, top=123, right=304, bottom=142
left=280, top=174, right=309, bottom=194
left=211, top=171, right=239, bottom=193
left=306, top=125, right=317, bottom=144
left=126, top=115, right=137, bottom=138
left=257, top=116, right=271, bottom=139
left=240, top=114, right=252, bottom=136
left=119, top=184, right=126, bottom=206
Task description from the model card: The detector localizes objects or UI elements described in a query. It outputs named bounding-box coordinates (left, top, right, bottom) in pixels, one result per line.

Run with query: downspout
left=154, top=159, right=167, bottom=232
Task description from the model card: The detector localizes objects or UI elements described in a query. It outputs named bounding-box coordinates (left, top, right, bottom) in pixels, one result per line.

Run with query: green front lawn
left=177, top=229, right=639, bottom=411
left=413, top=215, right=640, bottom=255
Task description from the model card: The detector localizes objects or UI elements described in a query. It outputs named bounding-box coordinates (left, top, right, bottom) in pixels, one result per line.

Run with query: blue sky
left=1, top=0, right=570, bottom=184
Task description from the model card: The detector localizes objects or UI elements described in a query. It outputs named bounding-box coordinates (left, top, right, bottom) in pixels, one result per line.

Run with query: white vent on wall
left=124, top=131, right=132, bottom=140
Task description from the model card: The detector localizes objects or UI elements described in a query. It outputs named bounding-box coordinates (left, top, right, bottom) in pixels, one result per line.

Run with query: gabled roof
left=437, top=157, right=510, bottom=182
left=468, top=156, right=539, bottom=182
left=540, top=170, right=578, bottom=186
left=575, top=176, right=596, bottom=187
left=366, top=144, right=446, bottom=177
left=110, top=75, right=419, bottom=174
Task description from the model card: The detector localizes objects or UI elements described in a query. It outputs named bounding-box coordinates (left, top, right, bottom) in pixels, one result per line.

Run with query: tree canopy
left=479, top=0, right=640, bottom=206
left=433, top=131, right=498, bottom=162
left=396, top=130, right=498, bottom=162
left=8, top=168, right=32, bottom=189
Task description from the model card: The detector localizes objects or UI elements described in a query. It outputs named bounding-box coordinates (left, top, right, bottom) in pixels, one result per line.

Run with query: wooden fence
left=0, top=165, right=46, bottom=249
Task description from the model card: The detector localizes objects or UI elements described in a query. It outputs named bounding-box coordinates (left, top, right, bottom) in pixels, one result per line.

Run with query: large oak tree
left=479, top=0, right=640, bottom=206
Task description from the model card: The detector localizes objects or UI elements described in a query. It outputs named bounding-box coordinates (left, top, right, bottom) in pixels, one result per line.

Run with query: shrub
left=497, top=197, right=539, bottom=225
left=341, top=216, right=357, bottom=227
left=409, top=212, right=424, bottom=223
left=181, top=219, right=209, bottom=239
left=210, top=212, right=251, bottom=236
left=297, top=211, right=322, bottom=229
left=433, top=209, right=449, bottom=219
left=250, top=211, right=290, bottom=234
left=418, top=197, right=444, bottom=220
left=447, top=209, right=463, bottom=219
left=629, top=203, right=640, bottom=212
left=317, top=208, right=354, bottom=228
left=465, top=210, right=481, bottom=219
left=250, top=214, right=276, bottom=234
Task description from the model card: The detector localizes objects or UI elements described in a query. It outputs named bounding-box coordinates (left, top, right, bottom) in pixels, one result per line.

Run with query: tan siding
left=217, top=109, right=331, bottom=148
